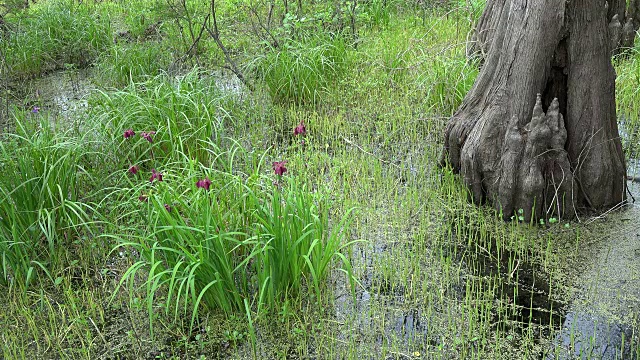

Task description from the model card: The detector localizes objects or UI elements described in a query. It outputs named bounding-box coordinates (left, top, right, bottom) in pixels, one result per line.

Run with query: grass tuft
left=2, top=0, right=112, bottom=79
left=109, top=142, right=356, bottom=335
left=0, top=114, right=95, bottom=289
left=253, top=35, right=351, bottom=105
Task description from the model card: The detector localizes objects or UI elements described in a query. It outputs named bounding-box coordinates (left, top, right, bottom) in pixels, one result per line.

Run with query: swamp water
left=547, top=175, right=640, bottom=359
left=4, top=68, right=639, bottom=359
left=332, top=207, right=568, bottom=358
left=334, top=180, right=639, bottom=359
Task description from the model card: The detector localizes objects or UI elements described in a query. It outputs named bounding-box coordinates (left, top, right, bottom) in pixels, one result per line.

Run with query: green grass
left=89, top=69, right=236, bottom=167
left=615, top=45, right=640, bottom=161
left=1, top=0, right=112, bottom=79
left=0, top=1, right=638, bottom=359
left=253, top=35, right=352, bottom=105
left=109, top=142, right=356, bottom=337
left=0, top=113, right=96, bottom=289
left=95, top=42, right=172, bottom=88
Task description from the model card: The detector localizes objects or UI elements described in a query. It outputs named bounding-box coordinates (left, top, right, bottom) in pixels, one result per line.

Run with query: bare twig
left=349, top=0, right=357, bottom=47
left=178, top=13, right=210, bottom=63
left=246, top=4, right=280, bottom=48
left=0, top=36, right=10, bottom=132
left=207, top=0, right=255, bottom=92
left=267, top=0, right=275, bottom=28
left=282, top=0, right=289, bottom=23
left=342, top=136, right=402, bottom=169
left=181, top=0, right=196, bottom=42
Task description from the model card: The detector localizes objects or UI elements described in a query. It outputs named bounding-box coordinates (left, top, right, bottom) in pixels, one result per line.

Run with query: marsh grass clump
left=615, top=47, right=640, bottom=159
left=254, top=35, right=351, bottom=105
left=2, top=0, right=112, bottom=79
left=95, top=43, right=172, bottom=88
left=91, top=70, right=238, bottom=167
left=0, top=115, right=95, bottom=289
left=419, top=56, right=478, bottom=115
left=358, top=0, right=396, bottom=29
left=111, top=143, right=356, bottom=336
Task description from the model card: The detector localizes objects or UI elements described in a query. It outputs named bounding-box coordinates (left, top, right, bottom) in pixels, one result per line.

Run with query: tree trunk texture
left=442, top=0, right=627, bottom=221
left=468, top=0, right=640, bottom=58
left=465, top=0, right=505, bottom=61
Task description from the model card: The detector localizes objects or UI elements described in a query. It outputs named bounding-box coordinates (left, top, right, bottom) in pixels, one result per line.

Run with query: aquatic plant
left=0, top=117, right=94, bottom=289
left=111, top=144, right=356, bottom=337
left=195, top=177, right=212, bottom=190
left=272, top=161, right=288, bottom=176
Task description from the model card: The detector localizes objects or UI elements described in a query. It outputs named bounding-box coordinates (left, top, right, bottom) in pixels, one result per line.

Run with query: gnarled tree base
left=442, top=0, right=627, bottom=221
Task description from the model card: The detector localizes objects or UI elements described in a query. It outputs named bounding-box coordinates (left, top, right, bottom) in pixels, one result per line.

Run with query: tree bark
left=465, top=0, right=505, bottom=61
left=470, top=0, right=640, bottom=59
left=442, top=0, right=627, bottom=221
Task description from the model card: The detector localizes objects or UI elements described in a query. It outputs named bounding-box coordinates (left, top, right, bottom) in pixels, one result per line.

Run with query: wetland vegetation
left=0, top=0, right=638, bottom=358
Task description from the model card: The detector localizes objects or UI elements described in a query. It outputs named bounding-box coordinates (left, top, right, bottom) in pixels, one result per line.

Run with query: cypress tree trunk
left=442, top=0, right=627, bottom=221
left=468, top=0, right=640, bottom=58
